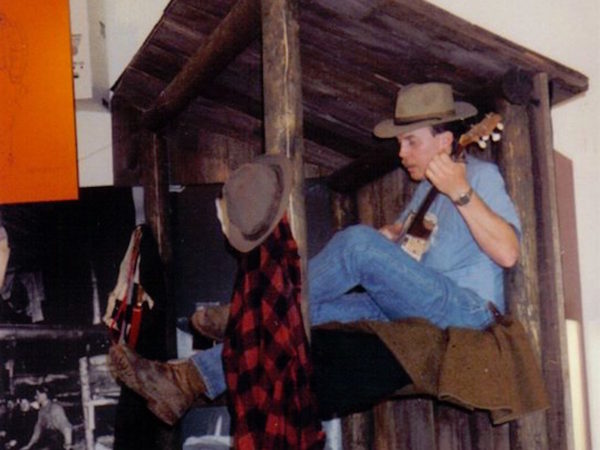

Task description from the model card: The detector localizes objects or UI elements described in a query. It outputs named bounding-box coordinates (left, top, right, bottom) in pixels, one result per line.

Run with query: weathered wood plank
left=528, top=73, right=573, bottom=450
left=393, top=398, right=436, bottom=450
left=200, top=69, right=383, bottom=160
left=330, top=191, right=358, bottom=231
left=435, top=404, right=473, bottom=450
left=373, top=401, right=396, bottom=450
left=368, top=0, right=587, bottom=104
left=212, top=42, right=393, bottom=158
left=470, top=411, right=510, bottom=450
left=356, top=182, right=379, bottom=228
left=342, top=411, right=374, bottom=450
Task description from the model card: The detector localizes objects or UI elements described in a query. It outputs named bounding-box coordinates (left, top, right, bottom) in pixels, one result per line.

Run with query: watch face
left=455, top=188, right=473, bottom=206
left=456, top=195, right=469, bottom=205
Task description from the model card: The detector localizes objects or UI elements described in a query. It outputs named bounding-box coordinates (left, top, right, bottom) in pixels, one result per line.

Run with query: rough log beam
left=141, top=0, right=261, bottom=130
left=261, top=0, right=310, bottom=336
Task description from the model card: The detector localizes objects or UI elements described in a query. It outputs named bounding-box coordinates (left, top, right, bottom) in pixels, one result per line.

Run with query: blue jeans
left=192, top=225, right=494, bottom=399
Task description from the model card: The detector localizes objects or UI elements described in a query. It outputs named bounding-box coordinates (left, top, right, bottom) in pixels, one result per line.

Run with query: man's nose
left=398, top=144, right=408, bottom=159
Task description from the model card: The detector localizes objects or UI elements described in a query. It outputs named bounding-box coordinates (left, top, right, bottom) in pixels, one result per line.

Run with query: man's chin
left=407, top=172, right=424, bottom=182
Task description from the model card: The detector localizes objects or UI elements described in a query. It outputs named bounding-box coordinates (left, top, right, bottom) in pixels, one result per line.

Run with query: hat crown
left=394, top=82, right=455, bottom=124
left=219, top=154, right=292, bottom=252
left=224, top=164, right=282, bottom=240
left=373, top=82, right=477, bottom=138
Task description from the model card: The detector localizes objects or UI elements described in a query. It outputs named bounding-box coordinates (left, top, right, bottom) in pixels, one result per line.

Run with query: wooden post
left=331, top=191, right=358, bottom=231
left=261, top=0, right=310, bottom=335
left=139, top=130, right=174, bottom=352
left=495, top=99, right=549, bottom=449
left=139, top=130, right=179, bottom=449
left=342, top=411, right=375, bottom=450
left=140, top=131, right=172, bottom=265
left=528, top=73, right=573, bottom=450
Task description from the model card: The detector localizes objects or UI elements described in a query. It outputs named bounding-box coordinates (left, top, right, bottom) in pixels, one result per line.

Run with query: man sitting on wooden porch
left=109, top=82, right=522, bottom=425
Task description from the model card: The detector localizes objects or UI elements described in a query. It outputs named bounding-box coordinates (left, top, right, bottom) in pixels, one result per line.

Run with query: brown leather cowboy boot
left=108, top=344, right=206, bottom=425
left=189, top=303, right=229, bottom=341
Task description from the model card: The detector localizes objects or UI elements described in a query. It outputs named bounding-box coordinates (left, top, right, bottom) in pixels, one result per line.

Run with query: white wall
left=428, top=1, right=600, bottom=449
left=73, top=0, right=170, bottom=187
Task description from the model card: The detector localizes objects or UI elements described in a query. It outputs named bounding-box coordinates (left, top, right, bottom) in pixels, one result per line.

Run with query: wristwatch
left=453, top=187, right=474, bottom=206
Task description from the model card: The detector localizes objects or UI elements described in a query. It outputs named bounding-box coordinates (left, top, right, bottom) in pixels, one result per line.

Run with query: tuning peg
left=491, top=132, right=501, bottom=142
left=496, top=122, right=504, bottom=131
left=482, top=135, right=490, bottom=141
left=478, top=139, right=487, bottom=149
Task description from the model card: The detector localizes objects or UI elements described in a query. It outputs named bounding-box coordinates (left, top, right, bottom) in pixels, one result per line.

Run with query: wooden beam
left=528, top=73, right=573, bottom=450
left=141, top=0, right=261, bottom=130
left=261, top=0, right=310, bottom=336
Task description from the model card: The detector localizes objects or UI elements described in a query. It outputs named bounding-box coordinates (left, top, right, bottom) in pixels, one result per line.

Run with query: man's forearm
left=62, top=426, right=73, bottom=446
left=456, top=190, right=520, bottom=267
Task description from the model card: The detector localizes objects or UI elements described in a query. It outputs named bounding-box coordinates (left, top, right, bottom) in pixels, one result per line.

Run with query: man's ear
left=439, top=130, right=454, bottom=153
left=215, top=197, right=230, bottom=239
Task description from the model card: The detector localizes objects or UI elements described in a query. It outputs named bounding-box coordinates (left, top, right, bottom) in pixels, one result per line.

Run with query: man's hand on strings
left=425, top=153, right=470, bottom=202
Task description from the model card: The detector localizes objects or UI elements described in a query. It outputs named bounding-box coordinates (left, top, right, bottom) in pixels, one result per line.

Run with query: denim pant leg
left=308, top=224, right=493, bottom=330
left=190, top=344, right=226, bottom=400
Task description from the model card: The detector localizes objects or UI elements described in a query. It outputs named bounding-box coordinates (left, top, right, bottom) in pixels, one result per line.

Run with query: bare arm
left=54, top=404, right=73, bottom=448
left=425, top=153, right=520, bottom=268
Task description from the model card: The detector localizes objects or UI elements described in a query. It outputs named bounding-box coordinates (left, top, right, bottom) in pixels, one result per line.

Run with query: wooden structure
left=79, top=354, right=121, bottom=450
left=110, top=0, right=588, bottom=449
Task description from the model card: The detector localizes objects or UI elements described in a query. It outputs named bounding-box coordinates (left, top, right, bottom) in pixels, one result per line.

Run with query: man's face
left=396, top=127, right=450, bottom=181
left=34, top=391, right=47, bottom=403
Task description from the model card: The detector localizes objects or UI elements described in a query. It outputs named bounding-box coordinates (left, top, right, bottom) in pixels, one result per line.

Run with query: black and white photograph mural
left=0, top=188, right=135, bottom=450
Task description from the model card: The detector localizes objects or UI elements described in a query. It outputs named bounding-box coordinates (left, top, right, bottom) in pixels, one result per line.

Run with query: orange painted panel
left=0, top=0, right=78, bottom=204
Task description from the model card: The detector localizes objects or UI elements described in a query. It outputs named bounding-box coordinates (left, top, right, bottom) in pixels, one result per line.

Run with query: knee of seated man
left=335, top=224, right=377, bottom=248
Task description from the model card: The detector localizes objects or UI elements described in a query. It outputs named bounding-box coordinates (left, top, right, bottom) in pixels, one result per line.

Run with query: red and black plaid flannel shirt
left=222, top=216, right=325, bottom=450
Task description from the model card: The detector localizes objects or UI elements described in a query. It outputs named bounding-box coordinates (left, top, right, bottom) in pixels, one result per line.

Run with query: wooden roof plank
left=142, top=0, right=261, bottom=130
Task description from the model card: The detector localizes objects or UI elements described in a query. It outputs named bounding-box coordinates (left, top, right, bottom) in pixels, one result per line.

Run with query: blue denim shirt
left=398, top=155, right=521, bottom=311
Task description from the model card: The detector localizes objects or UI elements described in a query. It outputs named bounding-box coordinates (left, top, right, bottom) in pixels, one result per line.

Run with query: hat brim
left=373, top=101, right=477, bottom=139
left=224, top=154, right=293, bottom=253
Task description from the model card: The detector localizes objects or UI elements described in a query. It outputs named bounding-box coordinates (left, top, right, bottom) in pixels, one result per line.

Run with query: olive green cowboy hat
left=373, top=82, right=477, bottom=138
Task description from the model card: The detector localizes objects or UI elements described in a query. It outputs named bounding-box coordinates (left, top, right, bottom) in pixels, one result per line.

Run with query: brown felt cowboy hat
left=216, top=154, right=292, bottom=253
left=373, top=82, right=477, bottom=138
